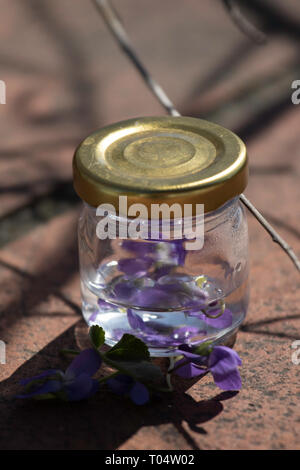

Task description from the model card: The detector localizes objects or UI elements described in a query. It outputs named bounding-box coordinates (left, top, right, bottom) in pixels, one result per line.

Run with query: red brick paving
left=0, top=0, right=299, bottom=450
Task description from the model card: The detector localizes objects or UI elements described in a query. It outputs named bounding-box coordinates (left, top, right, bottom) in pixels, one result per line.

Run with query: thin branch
left=93, top=0, right=179, bottom=117
left=222, top=0, right=267, bottom=44
left=239, top=194, right=300, bottom=271
left=92, top=0, right=300, bottom=273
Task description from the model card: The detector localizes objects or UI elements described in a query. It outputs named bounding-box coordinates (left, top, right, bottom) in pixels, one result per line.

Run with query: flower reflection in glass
left=90, top=238, right=234, bottom=350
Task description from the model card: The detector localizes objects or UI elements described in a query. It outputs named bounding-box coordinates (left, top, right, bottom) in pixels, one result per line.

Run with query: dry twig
left=222, top=0, right=267, bottom=44
left=93, top=0, right=300, bottom=273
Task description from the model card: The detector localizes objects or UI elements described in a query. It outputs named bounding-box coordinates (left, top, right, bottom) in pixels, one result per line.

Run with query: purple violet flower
left=121, top=239, right=156, bottom=256
left=174, top=345, right=242, bottom=391
left=97, top=298, right=116, bottom=310
left=16, top=349, right=102, bottom=401
left=170, top=239, right=186, bottom=266
left=121, top=238, right=186, bottom=272
left=188, top=308, right=233, bottom=329
left=114, top=309, right=204, bottom=348
left=118, top=257, right=153, bottom=278
left=151, top=264, right=174, bottom=280
left=107, top=374, right=149, bottom=405
left=112, top=280, right=137, bottom=302
left=130, top=285, right=177, bottom=309
left=127, top=308, right=155, bottom=334
left=113, top=278, right=208, bottom=311
left=90, top=297, right=120, bottom=322
left=101, top=276, right=210, bottom=312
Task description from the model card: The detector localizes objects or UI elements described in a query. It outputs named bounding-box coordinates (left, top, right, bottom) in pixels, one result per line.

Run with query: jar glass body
left=78, top=197, right=249, bottom=356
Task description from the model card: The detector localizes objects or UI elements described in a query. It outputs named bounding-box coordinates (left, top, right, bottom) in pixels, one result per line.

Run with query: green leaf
left=23, top=374, right=62, bottom=393
left=107, top=359, right=164, bottom=383
left=193, top=341, right=213, bottom=356
left=33, top=393, right=57, bottom=401
left=103, top=334, right=165, bottom=387
left=89, top=325, right=105, bottom=349
left=105, top=334, right=150, bottom=362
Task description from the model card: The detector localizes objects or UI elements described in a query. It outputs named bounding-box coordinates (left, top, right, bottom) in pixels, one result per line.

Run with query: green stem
left=168, top=357, right=209, bottom=375
left=168, top=358, right=191, bottom=374
left=166, top=357, right=175, bottom=391
left=98, top=371, right=119, bottom=384
left=60, top=349, right=80, bottom=357
left=201, top=299, right=225, bottom=319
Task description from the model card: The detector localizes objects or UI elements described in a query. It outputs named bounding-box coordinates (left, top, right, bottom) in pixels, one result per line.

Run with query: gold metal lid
left=73, top=116, right=247, bottom=213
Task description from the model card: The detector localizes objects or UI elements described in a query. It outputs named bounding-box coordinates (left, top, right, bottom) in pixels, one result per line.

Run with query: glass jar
left=73, top=116, right=249, bottom=356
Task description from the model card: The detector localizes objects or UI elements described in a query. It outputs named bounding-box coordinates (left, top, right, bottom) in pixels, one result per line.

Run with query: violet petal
left=181, top=294, right=208, bottom=313
left=208, top=346, right=242, bottom=391
left=89, top=311, right=98, bottom=322
left=121, top=239, right=156, bottom=256
left=152, top=264, right=174, bottom=280
left=127, top=309, right=156, bottom=334
left=97, top=298, right=118, bottom=310
left=20, top=370, right=60, bottom=386
left=118, top=257, right=153, bottom=277
left=189, top=308, right=233, bottom=329
left=171, top=240, right=186, bottom=265
left=131, top=286, right=177, bottom=308
left=112, top=281, right=136, bottom=302
left=174, top=358, right=207, bottom=379
left=16, top=379, right=62, bottom=399
left=173, top=326, right=200, bottom=339
left=176, top=344, right=208, bottom=364
left=107, top=374, right=134, bottom=395
left=202, top=308, right=233, bottom=329
left=65, top=348, right=102, bottom=380
left=211, top=367, right=242, bottom=391
left=65, top=373, right=99, bottom=401
left=209, top=346, right=242, bottom=368
left=129, top=382, right=150, bottom=405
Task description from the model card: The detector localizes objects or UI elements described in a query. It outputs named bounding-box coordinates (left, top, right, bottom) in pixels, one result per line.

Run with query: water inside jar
left=81, top=256, right=248, bottom=356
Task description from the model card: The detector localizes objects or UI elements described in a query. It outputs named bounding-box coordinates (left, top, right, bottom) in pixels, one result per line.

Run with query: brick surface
left=0, top=0, right=299, bottom=450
